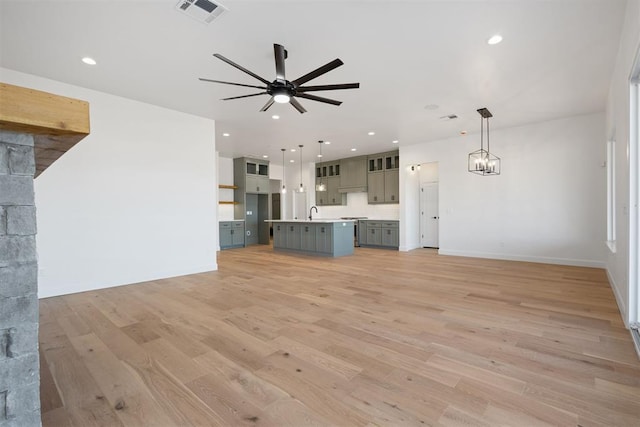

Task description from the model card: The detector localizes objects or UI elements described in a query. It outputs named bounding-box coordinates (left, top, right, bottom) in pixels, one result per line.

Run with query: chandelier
left=468, top=107, right=501, bottom=176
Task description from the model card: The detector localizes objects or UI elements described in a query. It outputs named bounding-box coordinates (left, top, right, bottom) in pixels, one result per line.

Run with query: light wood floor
left=39, top=245, right=640, bottom=426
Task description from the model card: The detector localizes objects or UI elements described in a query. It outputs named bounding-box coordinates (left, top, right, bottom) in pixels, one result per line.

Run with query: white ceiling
left=0, top=0, right=627, bottom=164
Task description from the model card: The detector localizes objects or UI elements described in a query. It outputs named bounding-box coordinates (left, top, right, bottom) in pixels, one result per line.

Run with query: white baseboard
left=38, top=262, right=218, bottom=299
left=631, top=325, right=640, bottom=360
left=606, top=268, right=629, bottom=328
left=436, top=249, right=605, bottom=269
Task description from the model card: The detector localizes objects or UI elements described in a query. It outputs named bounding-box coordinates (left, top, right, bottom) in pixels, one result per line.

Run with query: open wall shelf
left=219, top=184, right=238, bottom=204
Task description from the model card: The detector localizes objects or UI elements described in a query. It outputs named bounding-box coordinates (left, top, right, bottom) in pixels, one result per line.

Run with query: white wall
left=0, top=68, right=218, bottom=298
left=400, top=112, right=606, bottom=268
left=605, top=0, right=640, bottom=326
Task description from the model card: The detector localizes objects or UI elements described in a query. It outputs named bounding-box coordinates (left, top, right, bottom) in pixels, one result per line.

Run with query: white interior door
left=421, top=182, right=439, bottom=248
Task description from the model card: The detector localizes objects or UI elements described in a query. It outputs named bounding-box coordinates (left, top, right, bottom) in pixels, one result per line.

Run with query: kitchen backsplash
left=314, top=192, right=400, bottom=220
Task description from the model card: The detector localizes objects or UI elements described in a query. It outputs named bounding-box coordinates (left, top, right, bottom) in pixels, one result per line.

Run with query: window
left=630, top=78, right=640, bottom=327
left=606, top=139, right=616, bottom=252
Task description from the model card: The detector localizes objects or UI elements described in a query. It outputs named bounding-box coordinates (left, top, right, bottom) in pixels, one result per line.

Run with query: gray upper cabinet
left=326, top=176, right=342, bottom=205
left=367, top=150, right=399, bottom=204
left=236, top=157, right=269, bottom=194
left=367, top=171, right=385, bottom=204
left=313, top=151, right=398, bottom=205
left=384, top=169, right=399, bottom=203
left=315, top=161, right=345, bottom=206
left=338, top=155, right=367, bottom=193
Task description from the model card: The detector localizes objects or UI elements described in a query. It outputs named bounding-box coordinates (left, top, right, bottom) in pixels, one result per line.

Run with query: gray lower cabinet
left=316, top=224, right=333, bottom=253
left=301, top=224, right=317, bottom=251
left=359, top=220, right=399, bottom=249
left=381, top=222, right=399, bottom=246
left=219, top=221, right=245, bottom=249
left=286, top=224, right=301, bottom=250
left=273, top=223, right=283, bottom=247
left=366, top=225, right=382, bottom=246
left=272, top=221, right=353, bottom=257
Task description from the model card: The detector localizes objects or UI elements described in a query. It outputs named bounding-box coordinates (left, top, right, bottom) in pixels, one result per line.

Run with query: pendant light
left=298, top=144, right=305, bottom=192
left=468, top=107, right=501, bottom=176
left=280, top=148, right=287, bottom=194
left=315, top=140, right=327, bottom=192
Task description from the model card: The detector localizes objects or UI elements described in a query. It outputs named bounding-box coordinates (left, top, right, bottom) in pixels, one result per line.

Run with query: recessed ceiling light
left=460, top=130, right=468, bottom=135
left=392, top=140, right=399, bottom=144
left=424, top=104, right=439, bottom=110
left=82, top=57, right=97, bottom=65
left=351, top=148, right=357, bottom=151
left=317, top=154, right=323, bottom=158
left=272, top=115, right=280, bottom=120
left=290, top=149, right=296, bottom=152
left=368, top=132, right=375, bottom=136
left=222, top=133, right=230, bottom=137
left=262, top=155, right=269, bottom=158
left=324, top=141, right=331, bottom=145
left=488, top=34, right=503, bottom=45
left=289, top=159, right=295, bottom=163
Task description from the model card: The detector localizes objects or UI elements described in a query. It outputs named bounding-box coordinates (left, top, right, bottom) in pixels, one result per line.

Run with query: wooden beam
left=0, top=83, right=90, bottom=136
left=0, top=82, right=91, bottom=177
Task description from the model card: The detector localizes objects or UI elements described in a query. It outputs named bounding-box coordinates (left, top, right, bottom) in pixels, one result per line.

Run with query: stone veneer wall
left=0, top=130, right=41, bottom=426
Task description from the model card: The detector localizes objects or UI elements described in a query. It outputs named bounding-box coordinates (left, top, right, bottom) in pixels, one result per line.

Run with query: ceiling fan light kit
left=200, top=43, right=360, bottom=113
left=468, top=107, right=501, bottom=176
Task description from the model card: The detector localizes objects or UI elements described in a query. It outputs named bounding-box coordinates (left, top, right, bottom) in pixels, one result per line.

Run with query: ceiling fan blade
left=292, top=59, right=343, bottom=87
left=213, top=53, right=271, bottom=85
left=260, top=98, right=275, bottom=112
left=296, top=83, right=360, bottom=92
left=274, top=44, right=286, bottom=82
left=295, top=93, right=342, bottom=106
left=221, top=92, right=268, bottom=101
left=199, top=78, right=267, bottom=89
left=290, top=98, right=307, bottom=114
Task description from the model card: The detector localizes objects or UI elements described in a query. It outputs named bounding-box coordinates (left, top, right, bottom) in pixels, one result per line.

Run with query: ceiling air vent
left=176, top=0, right=227, bottom=24
left=440, top=114, right=458, bottom=121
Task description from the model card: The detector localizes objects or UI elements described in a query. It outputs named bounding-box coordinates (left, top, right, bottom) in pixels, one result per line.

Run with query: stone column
left=0, top=130, right=40, bottom=426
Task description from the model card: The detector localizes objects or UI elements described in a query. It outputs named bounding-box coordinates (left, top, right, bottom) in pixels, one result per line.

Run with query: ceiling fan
left=199, top=43, right=360, bottom=114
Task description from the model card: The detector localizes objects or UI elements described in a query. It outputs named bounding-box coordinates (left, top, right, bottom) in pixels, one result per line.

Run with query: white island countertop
left=266, top=219, right=356, bottom=223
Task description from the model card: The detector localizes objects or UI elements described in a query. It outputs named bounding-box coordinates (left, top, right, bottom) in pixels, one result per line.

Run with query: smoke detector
left=176, top=0, right=227, bottom=24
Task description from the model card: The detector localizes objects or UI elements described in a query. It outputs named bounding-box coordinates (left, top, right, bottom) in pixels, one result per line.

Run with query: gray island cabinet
left=270, top=220, right=355, bottom=257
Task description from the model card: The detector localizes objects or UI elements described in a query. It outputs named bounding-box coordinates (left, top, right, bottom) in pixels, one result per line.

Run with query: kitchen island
left=269, top=220, right=355, bottom=257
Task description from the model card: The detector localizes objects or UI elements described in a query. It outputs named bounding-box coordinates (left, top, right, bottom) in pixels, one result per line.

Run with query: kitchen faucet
left=309, top=205, right=318, bottom=221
